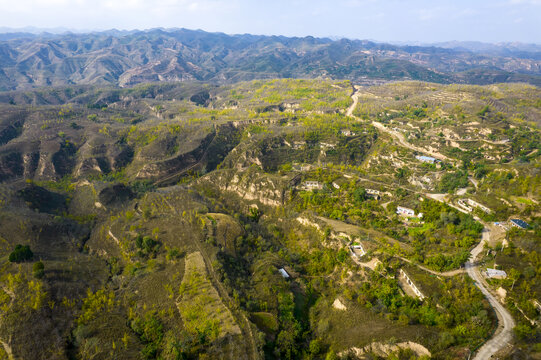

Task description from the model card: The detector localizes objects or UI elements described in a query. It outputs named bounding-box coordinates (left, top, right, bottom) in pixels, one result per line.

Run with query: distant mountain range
left=0, top=28, right=540, bottom=90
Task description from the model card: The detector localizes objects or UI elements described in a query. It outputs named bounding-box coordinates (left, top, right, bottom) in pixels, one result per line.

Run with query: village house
left=415, top=155, right=439, bottom=164
left=397, top=206, right=422, bottom=218
left=510, top=219, right=529, bottom=229
left=341, top=129, right=355, bottom=136
left=349, top=242, right=366, bottom=258
left=293, top=141, right=306, bottom=149
left=466, top=199, right=492, bottom=213
left=278, top=268, right=290, bottom=279
left=494, top=222, right=509, bottom=230
left=399, top=269, right=425, bottom=300
left=320, top=142, right=336, bottom=149
left=486, top=268, right=507, bottom=279
left=366, top=189, right=381, bottom=199
left=457, top=199, right=474, bottom=212
left=303, top=181, right=323, bottom=190
left=292, top=163, right=311, bottom=172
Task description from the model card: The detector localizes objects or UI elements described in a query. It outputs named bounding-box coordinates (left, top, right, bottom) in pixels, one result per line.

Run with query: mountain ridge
left=0, top=28, right=540, bottom=91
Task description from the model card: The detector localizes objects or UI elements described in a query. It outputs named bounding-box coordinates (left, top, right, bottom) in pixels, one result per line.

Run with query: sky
left=0, top=0, right=540, bottom=43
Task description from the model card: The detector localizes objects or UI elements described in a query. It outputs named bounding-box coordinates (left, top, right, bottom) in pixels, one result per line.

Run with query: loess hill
left=0, top=79, right=539, bottom=360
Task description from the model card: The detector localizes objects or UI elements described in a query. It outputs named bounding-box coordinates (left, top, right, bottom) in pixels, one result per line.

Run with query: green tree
left=9, top=244, right=33, bottom=263
left=33, top=261, right=45, bottom=279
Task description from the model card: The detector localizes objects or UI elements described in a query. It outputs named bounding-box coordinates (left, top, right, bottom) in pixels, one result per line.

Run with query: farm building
left=399, top=269, right=425, bottom=300
left=349, top=242, right=366, bottom=258
left=303, top=181, right=323, bottom=190
left=466, top=199, right=492, bottom=213
left=415, top=155, right=439, bottom=164
left=278, top=268, right=290, bottom=279
left=396, top=206, right=421, bottom=217
left=510, top=219, right=529, bottom=229
left=486, top=268, right=507, bottom=279
left=366, top=189, right=381, bottom=199
left=457, top=199, right=474, bottom=212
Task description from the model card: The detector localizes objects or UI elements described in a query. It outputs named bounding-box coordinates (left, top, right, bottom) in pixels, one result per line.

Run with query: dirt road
left=346, top=87, right=450, bottom=162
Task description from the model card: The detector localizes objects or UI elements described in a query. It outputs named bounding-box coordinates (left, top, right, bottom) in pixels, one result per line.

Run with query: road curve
left=346, top=88, right=516, bottom=360
left=467, top=228, right=515, bottom=360
left=426, top=194, right=516, bottom=359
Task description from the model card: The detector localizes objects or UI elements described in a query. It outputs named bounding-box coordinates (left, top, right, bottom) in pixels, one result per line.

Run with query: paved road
left=346, top=89, right=516, bottom=359
left=467, top=228, right=515, bottom=360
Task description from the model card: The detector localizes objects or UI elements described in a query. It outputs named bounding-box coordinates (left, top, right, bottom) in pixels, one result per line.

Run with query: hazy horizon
left=1, top=25, right=541, bottom=47
left=0, top=0, right=539, bottom=44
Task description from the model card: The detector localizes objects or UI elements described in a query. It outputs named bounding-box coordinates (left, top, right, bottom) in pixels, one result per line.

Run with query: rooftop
left=510, top=219, right=529, bottom=229
left=486, top=268, right=507, bottom=278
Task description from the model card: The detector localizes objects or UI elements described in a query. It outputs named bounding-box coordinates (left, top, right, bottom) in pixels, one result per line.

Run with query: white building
left=416, top=155, right=438, bottom=164
left=349, top=242, right=366, bottom=258
left=278, top=268, right=290, bottom=279
left=320, top=142, right=336, bottom=149
left=396, top=206, right=415, bottom=217
left=467, top=199, right=492, bottom=213
left=457, top=199, right=474, bottom=212
left=366, top=189, right=381, bottom=199
left=400, top=269, right=425, bottom=300
left=486, top=268, right=507, bottom=279
left=303, top=181, right=323, bottom=190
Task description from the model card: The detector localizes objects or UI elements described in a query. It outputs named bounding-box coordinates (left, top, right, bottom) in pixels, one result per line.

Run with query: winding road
left=346, top=86, right=450, bottom=162
left=346, top=87, right=516, bottom=359
left=467, top=228, right=515, bottom=360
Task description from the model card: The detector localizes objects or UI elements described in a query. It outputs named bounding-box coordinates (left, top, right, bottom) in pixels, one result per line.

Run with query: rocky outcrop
left=136, top=130, right=215, bottom=181
left=200, top=169, right=287, bottom=207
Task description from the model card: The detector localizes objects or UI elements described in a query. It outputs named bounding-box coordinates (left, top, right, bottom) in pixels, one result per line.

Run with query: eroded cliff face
left=135, top=131, right=215, bottom=180
left=199, top=168, right=288, bottom=207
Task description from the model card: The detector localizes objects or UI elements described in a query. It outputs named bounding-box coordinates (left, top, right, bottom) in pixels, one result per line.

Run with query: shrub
left=33, top=261, right=45, bottom=279
left=9, top=244, right=33, bottom=263
left=135, top=235, right=160, bottom=258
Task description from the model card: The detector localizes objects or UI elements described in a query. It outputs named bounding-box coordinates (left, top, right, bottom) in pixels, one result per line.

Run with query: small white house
left=486, top=268, right=507, bottom=279
left=278, top=268, right=290, bottom=279
left=400, top=269, right=425, bottom=300
left=341, top=129, right=355, bottom=136
left=366, top=189, right=381, bottom=199
left=293, top=141, right=306, bottom=149
left=416, top=155, right=438, bottom=164
left=397, top=206, right=415, bottom=217
left=304, top=181, right=323, bottom=190
left=467, top=199, right=492, bottom=213
left=320, top=142, right=336, bottom=149
left=457, top=199, right=474, bottom=212
left=349, top=242, right=366, bottom=258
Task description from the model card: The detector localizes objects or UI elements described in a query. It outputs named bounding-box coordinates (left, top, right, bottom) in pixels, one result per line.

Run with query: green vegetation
left=437, top=171, right=469, bottom=193
left=0, top=79, right=538, bottom=359
left=8, top=244, right=33, bottom=263
left=32, top=261, right=45, bottom=279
